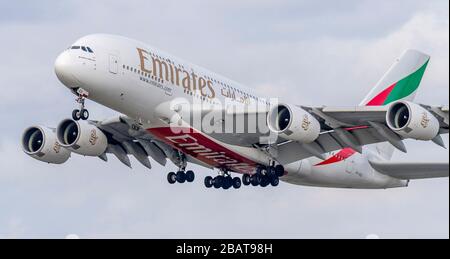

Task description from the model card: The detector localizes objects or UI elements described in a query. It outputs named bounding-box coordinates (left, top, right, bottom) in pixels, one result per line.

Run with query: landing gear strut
left=72, top=88, right=90, bottom=121
left=204, top=170, right=241, bottom=190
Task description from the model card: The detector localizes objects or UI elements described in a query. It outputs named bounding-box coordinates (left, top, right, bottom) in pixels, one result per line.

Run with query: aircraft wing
left=302, top=105, right=449, bottom=134
left=369, top=161, right=449, bottom=180
left=93, top=104, right=449, bottom=168
left=275, top=105, right=449, bottom=164
left=90, top=116, right=172, bottom=169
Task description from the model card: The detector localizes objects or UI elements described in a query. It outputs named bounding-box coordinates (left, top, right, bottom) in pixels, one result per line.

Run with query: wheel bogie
left=72, top=109, right=90, bottom=121
left=167, top=165, right=281, bottom=190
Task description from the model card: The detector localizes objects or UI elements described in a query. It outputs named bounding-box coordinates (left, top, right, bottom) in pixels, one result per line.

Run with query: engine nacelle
left=22, top=126, right=71, bottom=164
left=56, top=119, right=108, bottom=157
left=386, top=101, right=440, bottom=141
left=267, top=104, right=321, bottom=143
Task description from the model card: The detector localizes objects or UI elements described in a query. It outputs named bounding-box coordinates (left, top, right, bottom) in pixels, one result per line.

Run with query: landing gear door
left=109, top=54, right=119, bottom=74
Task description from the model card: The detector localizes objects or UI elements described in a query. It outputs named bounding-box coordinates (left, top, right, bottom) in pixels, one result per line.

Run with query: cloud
left=0, top=0, right=448, bottom=238
left=0, top=1, right=76, bottom=24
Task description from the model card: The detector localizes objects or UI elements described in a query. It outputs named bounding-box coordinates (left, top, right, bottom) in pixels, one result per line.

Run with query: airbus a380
left=22, top=34, right=449, bottom=190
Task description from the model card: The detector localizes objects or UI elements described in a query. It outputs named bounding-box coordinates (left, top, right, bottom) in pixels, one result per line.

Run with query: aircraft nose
left=55, top=51, right=80, bottom=88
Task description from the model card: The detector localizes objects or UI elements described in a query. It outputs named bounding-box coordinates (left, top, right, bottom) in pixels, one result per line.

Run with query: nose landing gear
left=72, top=88, right=90, bottom=121
left=72, top=109, right=89, bottom=121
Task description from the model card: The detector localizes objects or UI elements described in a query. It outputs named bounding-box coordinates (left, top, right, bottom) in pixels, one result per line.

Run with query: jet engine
left=56, top=119, right=108, bottom=157
left=267, top=104, right=321, bottom=143
left=22, top=126, right=71, bottom=164
left=386, top=101, right=440, bottom=141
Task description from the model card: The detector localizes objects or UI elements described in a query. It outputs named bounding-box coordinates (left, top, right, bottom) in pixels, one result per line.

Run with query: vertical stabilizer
left=361, top=50, right=431, bottom=160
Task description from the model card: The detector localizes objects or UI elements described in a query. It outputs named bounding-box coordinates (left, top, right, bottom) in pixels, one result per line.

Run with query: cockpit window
left=70, top=46, right=94, bottom=53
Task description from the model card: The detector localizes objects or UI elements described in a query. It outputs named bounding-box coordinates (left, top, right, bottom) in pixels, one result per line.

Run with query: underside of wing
left=369, top=161, right=449, bottom=180
left=275, top=104, right=449, bottom=164
left=93, top=116, right=171, bottom=169
left=276, top=126, right=384, bottom=164
left=303, top=104, right=449, bottom=132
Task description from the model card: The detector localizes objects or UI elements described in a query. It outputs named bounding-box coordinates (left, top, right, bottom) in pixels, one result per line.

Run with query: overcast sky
left=0, top=0, right=448, bottom=239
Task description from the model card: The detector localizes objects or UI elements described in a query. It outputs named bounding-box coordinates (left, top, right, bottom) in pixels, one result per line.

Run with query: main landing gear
left=242, top=165, right=284, bottom=188
left=72, top=88, right=90, bottom=121
left=204, top=171, right=242, bottom=190
left=167, top=170, right=195, bottom=184
left=167, top=153, right=195, bottom=185
left=166, top=164, right=284, bottom=190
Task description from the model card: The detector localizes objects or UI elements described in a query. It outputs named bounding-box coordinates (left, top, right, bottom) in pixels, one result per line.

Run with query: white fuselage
left=54, top=34, right=407, bottom=189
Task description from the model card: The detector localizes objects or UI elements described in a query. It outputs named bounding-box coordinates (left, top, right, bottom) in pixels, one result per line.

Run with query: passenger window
left=71, top=46, right=80, bottom=50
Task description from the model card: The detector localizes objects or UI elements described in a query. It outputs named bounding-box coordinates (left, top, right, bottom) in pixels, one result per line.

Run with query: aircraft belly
left=147, top=126, right=270, bottom=174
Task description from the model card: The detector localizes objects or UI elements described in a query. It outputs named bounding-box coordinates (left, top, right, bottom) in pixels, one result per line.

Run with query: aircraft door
left=109, top=54, right=119, bottom=74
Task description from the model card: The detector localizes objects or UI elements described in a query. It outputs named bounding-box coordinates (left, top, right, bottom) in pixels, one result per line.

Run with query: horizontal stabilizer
left=370, top=160, right=449, bottom=180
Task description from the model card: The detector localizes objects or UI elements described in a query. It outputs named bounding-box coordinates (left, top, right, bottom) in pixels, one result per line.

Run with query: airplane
left=22, top=34, right=449, bottom=190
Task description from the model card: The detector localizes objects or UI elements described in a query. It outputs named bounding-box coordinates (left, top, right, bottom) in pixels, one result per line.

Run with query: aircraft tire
left=72, top=109, right=81, bottom=121
left=167, top=172, right=177, bottom=184
left=176, top=171, right=186, bottom=183
left=80, top=109, right=89, bottom=120
left=275, top=165, right=285, bottom=177
left=214, top=176, right=223, bottom=189
left=260, top=176, right=270, bottom=187
left=204, top=176, right=213, bottom=188
left=222, top=177, right=232, bottom=190
left=251, top=174, right=261, bottom=186
left=186, top=170, right=195, bottom=183
left=270, top=176, right=280, bottom=187
left=242, top=174, right=251, bottom=186
left=232, top=177, right=242, bottom=189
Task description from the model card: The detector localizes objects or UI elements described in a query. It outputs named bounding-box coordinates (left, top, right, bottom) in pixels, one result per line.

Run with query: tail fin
left=361, top=50, right=431, bottom=159
left=361, top=49, right=430, bottom=106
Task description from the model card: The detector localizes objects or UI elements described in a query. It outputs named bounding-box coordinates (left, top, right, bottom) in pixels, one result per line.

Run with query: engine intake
left=386, top=101, right=440, bottom=141
left=22, top=126, right=71, bottom=164
left=267, top=104, right=321, bottom=143
left=56, top=119, right=108, bottom=157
